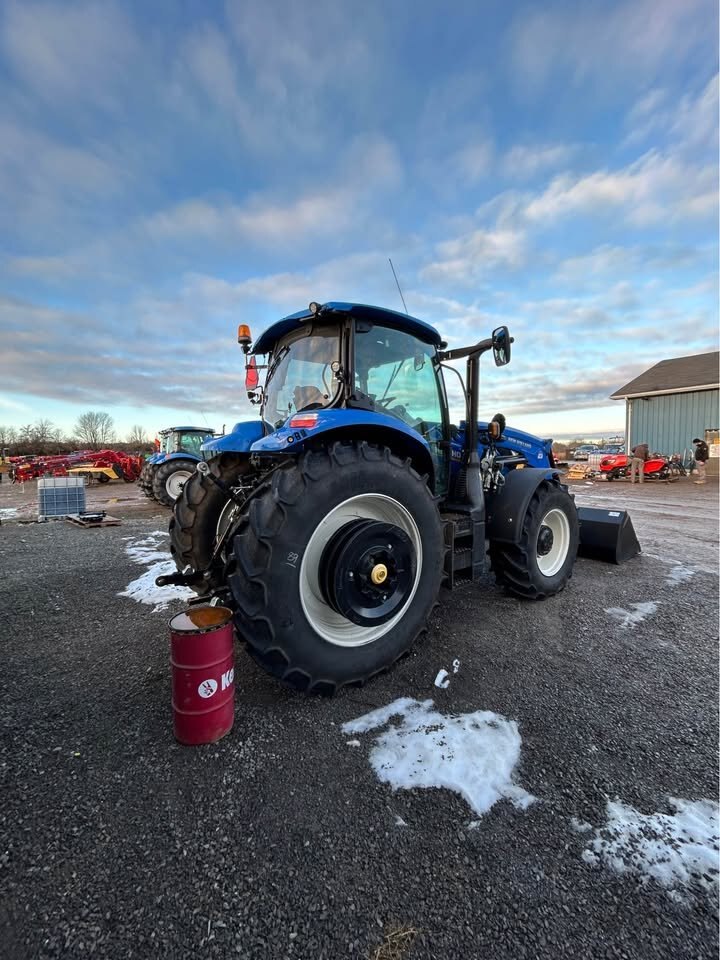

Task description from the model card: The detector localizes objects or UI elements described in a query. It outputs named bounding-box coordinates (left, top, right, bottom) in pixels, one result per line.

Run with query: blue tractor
left=164, top=302, right=578, bottom=693
left=138, top=426, right=216, bottom=507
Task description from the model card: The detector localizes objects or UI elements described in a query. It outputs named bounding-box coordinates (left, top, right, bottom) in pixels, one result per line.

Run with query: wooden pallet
left=66, top=514, right=122, bottom=528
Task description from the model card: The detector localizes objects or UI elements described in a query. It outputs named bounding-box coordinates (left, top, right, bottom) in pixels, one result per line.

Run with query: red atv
left=599, top=453, right=681, bottom=482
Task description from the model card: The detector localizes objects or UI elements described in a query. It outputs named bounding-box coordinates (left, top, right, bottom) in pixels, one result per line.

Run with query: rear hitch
left=155, top=570, right=204, bottom=588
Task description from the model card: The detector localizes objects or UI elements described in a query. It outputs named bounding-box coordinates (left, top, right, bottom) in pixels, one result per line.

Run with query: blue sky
left=0, top=0, right=717, bottom=442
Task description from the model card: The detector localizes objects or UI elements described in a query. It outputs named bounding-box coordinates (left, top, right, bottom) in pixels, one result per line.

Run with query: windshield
left=354, top=326, right=444, bottom=435
left=176, top=432, right=206, bottom=456
left=262, top=328, right=340, bottom=429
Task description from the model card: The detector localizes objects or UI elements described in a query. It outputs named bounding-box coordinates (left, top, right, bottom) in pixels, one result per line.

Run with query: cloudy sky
left=0, top=0, right=717, bottom=442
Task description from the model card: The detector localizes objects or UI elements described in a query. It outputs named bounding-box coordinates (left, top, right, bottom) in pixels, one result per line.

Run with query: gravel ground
left=1, top=477, right=718, bottom=959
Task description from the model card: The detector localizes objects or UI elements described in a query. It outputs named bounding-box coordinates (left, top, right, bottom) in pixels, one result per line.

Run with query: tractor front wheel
left=169, top=453, right=250, bottom=593
left=227, top=442, right=444, bottom=694
left=153, top=459, right=196, bottom=508
left=489, top=480, right=578, bottom=599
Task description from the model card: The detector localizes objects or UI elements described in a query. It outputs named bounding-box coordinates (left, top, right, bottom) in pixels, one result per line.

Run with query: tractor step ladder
left=443, top=513, right=482, bottom=589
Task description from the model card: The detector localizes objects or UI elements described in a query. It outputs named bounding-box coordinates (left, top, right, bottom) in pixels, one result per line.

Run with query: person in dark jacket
left=630, top=442, right=649, bottom=484
left=692, top=437, right=709, bottom=484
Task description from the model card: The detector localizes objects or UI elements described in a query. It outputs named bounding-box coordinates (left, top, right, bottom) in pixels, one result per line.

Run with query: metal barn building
left=610, top=350, right=719, bottom=471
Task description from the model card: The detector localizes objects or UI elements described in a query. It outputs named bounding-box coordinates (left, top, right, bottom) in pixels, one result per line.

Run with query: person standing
left=692, top=437, right=709, bottom=484
left=629, top=441, right=649, bottom=483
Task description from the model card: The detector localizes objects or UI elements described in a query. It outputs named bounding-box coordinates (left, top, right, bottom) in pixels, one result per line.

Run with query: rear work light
left=289, top=413, right=319, bottom=429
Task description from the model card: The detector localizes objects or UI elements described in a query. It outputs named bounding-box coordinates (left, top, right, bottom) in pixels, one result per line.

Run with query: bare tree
left=127, top=424, right=148, bottom=447
left=33, top=419, right=61, bottom=446
left=74, top=411, right=115, bottom=449
left=0, top=425, right=18, bottom=448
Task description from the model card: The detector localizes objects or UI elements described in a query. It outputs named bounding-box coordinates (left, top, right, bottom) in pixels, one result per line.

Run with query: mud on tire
left=226, top=442, right=444, bottom=695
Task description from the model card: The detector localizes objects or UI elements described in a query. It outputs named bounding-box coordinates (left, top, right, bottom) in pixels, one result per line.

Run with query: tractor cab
left=160, top=426, right=212, bottom=458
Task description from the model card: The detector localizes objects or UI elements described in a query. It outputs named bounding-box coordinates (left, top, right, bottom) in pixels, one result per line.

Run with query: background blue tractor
left=138, top=426, right=216, bottom=507
left=163, top=302, right=578, bottom=693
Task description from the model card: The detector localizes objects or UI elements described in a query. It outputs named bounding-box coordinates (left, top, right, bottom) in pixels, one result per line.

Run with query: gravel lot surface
left=1, top=476, right=718, bottom=959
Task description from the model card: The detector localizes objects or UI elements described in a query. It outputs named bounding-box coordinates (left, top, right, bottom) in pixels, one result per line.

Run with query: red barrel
left=169, top=605, right=235, bottom=745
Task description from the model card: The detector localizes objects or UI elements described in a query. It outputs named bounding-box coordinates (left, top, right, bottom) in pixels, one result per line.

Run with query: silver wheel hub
left=299, top=494, right=422, bottom=647
left=536, top=507, right=570, bottom=577
left=166, top=469, right=192, bottom=500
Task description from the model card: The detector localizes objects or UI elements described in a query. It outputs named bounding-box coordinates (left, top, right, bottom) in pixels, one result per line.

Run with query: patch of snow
left=570, top=817, right=593, bottom=833
left=434, top=668, right=450, bottom=688
left=394, top=815, right=408, bottom=827
left=342, top=698, right=534, bottom=818
left=345, top=740, right=361, bottom=748
left=452, top=659, right=461, bottom=674
left=467, top=820, right=481, bottom=830
left=666, top=565, right=695, bottom=586
left=581, top=798, right=720, bottom=900
left=118, top=531, right=194, bottom=613
left=0, top=507, right=18, bottom=519
left=604, top=601, right=658, bottom=629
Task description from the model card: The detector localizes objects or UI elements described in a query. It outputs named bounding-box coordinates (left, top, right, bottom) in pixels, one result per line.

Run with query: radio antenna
left=388, top=258, right=409, bottom=315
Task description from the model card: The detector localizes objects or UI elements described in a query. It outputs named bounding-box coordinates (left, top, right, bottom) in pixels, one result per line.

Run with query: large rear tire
left=489, top=480, right=578, bottom=599
left=153, top=458, right=196, bottom=508
left=169, top=453, right=249, bottom=594
left=227, top=442, right=443, bottom=694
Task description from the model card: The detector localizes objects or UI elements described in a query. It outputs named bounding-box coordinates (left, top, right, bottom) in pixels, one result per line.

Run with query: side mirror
left=492, top=326, right=512, bottom=366
left=245, top=356, right=259, bottom=391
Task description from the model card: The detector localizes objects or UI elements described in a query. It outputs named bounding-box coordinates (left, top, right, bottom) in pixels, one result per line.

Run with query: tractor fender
left=249, top=409, right=436, bottom=488
left=201, top=421, right=265, bottom=458
left=145, top=453, right=165, bottom=465
left=485, top=467, right=562, bottom=545
left=163, top=451, right=202, bottom=463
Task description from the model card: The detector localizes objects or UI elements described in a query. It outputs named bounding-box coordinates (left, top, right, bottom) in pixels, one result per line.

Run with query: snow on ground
left=580, top=798, right=720, bottom=901
left=342, top=698, right=534, bottom=818
left=604, top=601, right=658, bottom=629
left=118, top=531, right=194, bottom=612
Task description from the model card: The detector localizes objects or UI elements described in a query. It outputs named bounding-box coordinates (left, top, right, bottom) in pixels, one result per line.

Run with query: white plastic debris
left=434, top=669, right=450, bottom=688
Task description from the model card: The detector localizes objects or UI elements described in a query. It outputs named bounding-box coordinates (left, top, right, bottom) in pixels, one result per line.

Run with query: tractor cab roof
left=252, top=302, right=442, bottom=355
left=160, top=426, right=211, bottom=435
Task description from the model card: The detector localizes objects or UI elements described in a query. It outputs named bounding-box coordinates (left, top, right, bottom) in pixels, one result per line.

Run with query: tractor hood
left=201, top=420, right=264, bottom=459
left=252, top=302, right=442, bottom=355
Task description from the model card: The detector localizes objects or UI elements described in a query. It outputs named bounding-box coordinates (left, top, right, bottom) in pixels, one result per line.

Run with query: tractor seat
left=293, top=385, right=326, bottom=411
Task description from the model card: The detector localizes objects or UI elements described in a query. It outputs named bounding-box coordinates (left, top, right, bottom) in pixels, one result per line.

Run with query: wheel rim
left=166, top=469, right=192, bottom=500
left=216, top=500, right=241, bottom=558
left=536, top=507, right=571, bottom=577
left=299, top=494, right=423, bottom=647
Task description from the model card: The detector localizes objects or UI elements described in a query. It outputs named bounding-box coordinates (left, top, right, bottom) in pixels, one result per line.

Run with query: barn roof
left=610, top=350, right=720, bottom=400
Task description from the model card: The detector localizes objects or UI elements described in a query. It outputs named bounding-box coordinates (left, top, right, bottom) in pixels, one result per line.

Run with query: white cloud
left=510, top=0, right=712, bottom=91
left=143, top=135, right=402, bottom=246
left=503, top=143, right=579, bottom=180
left=624, top=73, right=719, bottom=153
left=422, top=228, right=526, bottom=284
left=453, top=141, right=494, bottom=183
left=524, top=151, right=717, bottom=227
left=1, top=0, right=138, bottom=109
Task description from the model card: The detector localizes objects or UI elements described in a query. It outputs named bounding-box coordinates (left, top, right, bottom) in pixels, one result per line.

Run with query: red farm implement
left=13, top=450, right=143, bottom=484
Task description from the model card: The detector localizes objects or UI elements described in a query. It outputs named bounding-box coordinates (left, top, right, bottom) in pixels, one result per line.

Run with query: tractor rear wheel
left=227, top=442, right=443, bottom=694
left=169, top=453, right=249, bottom=593
left=489, top=480, right=578, bottom=599
left=153, top=458, right=196, bottom=508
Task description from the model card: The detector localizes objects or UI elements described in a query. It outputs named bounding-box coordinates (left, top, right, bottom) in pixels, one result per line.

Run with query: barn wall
left=627, top=389, right=719, bottom=457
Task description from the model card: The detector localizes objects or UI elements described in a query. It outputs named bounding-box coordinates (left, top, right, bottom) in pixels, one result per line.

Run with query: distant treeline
left=0, top=413, right=155, bottom=457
